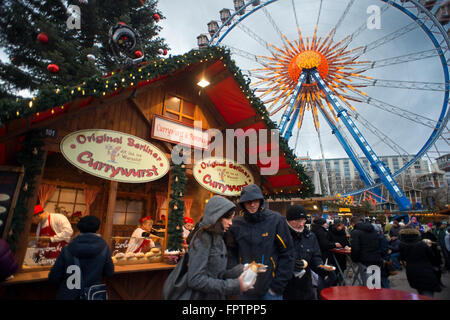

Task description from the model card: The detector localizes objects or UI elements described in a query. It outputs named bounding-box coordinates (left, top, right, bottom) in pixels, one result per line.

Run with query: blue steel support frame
left=311, top=69, right=411, bottom=211
left=279, top=71, right=307, bottom=136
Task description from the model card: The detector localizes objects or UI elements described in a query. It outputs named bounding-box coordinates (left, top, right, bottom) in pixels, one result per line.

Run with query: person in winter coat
left=0, top=239, right=18, bottom=282
left=389, top=219, right=402, bottom=240
left=48, top=215, right=114, bottom=300
left=350, top=217, right=382, bottom=268
left=328, top=220, right=350, bottom=275
left=283, top=205, right=331, bottom=300
left=226, top=184, right=294, bottom=300
left=311, top=218, right=342, bottom=263
left=435, top=221, right=450, bottom=270
left=399, top=227, right=442, bottom=297
left=187, top=196, right=250, bottom=300
left=422, top=225, right=443, bottom=286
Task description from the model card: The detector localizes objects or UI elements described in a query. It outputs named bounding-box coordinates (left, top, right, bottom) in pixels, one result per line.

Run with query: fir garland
left=167, top=163, right=188, bottom=252
left=0, top=46, right=314, bottom=199
left=6, top=130, right=44, bottom=252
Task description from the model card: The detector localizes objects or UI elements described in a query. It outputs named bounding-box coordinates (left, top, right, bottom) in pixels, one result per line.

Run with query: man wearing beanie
left=225, top=184, right=294, bottom=300
left=48, top=215, right=114, bottom=299
left=284, top=205, right=330, bottom=300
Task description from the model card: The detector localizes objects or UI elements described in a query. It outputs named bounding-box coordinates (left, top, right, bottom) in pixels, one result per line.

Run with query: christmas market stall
left=0, top=46, right=313, bottom=299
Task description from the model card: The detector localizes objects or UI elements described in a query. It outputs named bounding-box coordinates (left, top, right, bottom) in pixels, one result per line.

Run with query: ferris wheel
left=196, top=0, right=450, bottom=211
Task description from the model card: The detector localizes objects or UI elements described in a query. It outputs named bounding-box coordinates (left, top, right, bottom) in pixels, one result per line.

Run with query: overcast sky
left=158, top=0, right=450, bottom=166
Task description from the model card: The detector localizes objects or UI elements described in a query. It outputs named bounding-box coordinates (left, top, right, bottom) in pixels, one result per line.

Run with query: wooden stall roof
left=0, top=46, right=314, bottom=199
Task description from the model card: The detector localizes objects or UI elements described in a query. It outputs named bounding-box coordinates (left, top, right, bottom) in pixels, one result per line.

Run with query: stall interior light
left=197, top=79, right=210, bottom=88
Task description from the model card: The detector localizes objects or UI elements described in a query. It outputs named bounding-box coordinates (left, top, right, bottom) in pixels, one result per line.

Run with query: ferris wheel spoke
left=236, top=23, right=274, bottom=53
left=261, top=6, right=290, bottom=48
left=358, top=21, right=418, bottom=57
left=346, top=108, right=413, bottom=160
left=346, top=3, right=392, bottom=44
left=352, top=48, right=443, bottom=72
left=350, top=78, right=446, bottom=91
left=227, top=45, right=261, bottom=62
left=329, top=0, right=356, bottom=41
left=345, top=92, right=440, bottom=129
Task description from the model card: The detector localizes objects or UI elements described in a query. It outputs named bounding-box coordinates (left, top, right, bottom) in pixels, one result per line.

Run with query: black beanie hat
left=77, top=215, right=100, bottom=233
left=286, top=204, right=307, bottom=221
left=313, top=217, right=327, bottom=226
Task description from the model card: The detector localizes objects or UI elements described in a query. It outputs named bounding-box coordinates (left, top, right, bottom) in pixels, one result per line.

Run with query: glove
left=141, top=232, right=150, bottom=237
left=294, top=259, right=308, bottom=272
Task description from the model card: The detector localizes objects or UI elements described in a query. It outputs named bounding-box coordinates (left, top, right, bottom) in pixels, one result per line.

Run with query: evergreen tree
left=167, top=163, right=187, bottom=252
left=0, top=0, right=169, bottom=98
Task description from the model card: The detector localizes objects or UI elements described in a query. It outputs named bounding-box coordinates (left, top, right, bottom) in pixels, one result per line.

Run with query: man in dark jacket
left=399, top=228, right=441, bottom=297
left=311, top=218, right=342, bottom=263
left=350, top=217, right=382, bottom=267
left=48, top=215, right=114, bottom=299
left=226, top=184, right=294, bottom=300
left=283, top=205, right=330, bottom=300
left=328, top=220, right=350, bottom=274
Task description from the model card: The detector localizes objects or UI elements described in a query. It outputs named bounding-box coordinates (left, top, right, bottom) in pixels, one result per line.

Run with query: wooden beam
left=103, top=181, right=118, bottom=248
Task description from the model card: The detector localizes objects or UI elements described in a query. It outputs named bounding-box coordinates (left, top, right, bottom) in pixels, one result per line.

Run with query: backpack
left=71, top=246, right=109, bottom=300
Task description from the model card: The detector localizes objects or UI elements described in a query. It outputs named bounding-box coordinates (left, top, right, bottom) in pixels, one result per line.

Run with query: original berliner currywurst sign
left=193, top=157, right=254, bottom=196
left=60, top=129, right=169, bottom=183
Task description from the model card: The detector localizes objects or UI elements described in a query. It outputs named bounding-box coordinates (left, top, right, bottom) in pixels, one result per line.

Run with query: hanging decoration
left=153, top=13, right=160, bottom=22
left=37, top=32, right=49, bottom=44
left=47, top=64, right=59, bottom=73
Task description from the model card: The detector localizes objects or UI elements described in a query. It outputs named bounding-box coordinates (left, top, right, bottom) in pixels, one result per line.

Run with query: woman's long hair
left=190, top=208, right=235, bottom=250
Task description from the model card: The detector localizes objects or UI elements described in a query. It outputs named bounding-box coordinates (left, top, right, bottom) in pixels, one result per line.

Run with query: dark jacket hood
left=310, top=223, right=326, bottom=234
left=67, top=233, right=108, bottom=259
left=354, top=222, right=375, bottom=233
left=200, top=195, right=236, bottom=227
left=399, top=228, right=421, bottom=243
left=330, top=224, right=346, bottom=236
left=239, top=184, right=264, bottom=205
left=238, top=184, right=266, bottom=222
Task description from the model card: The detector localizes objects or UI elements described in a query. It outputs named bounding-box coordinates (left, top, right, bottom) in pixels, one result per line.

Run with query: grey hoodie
left=187, top=196, right=243, bottom=299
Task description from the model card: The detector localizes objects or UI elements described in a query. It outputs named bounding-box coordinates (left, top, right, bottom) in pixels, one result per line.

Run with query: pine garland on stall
left=167, top=163, right=187, bottom=252
left=6, top=131, right=45, bottom=252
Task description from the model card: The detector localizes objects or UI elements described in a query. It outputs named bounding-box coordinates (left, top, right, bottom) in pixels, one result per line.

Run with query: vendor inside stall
left=126, top=216, right=155, bottom=254
left=32, top=204, right=73, bottom=260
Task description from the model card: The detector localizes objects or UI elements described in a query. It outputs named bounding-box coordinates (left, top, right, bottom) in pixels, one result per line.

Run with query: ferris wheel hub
left=288, top=50, right=329, bottom=85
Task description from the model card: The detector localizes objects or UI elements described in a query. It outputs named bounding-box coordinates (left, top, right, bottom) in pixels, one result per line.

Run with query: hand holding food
left=318, top=264, right=336, bottom=271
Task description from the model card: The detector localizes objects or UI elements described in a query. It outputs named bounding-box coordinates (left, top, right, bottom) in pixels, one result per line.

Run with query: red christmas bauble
left=163, top=49, right=167, bottom=55
left=47, top=64, right=59, bottom=73
left=134, top=50, right=143, bottom=58
left=37, top=32, right=49, bottom=44
left=153, top=13, right=160, bottom=22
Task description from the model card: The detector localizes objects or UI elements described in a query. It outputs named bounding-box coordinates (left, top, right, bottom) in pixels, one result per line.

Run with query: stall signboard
left=193, top=157, right=254, bottom=196
left=151, top=115, right=209, bottom=149
left=61, top=129, right=170, bottom=183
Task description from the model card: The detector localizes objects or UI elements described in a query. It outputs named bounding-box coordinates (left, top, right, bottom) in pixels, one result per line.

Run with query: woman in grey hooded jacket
left=187, top=195, right=250, bottom=299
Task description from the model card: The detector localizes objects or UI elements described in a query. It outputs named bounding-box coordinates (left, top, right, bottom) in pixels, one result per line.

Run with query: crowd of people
left=168, top=184, right=450, bottom=300
left=1, top=183, right=449, bottom=301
